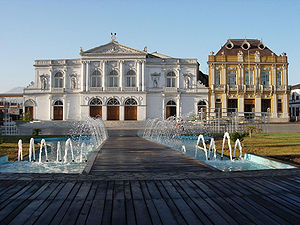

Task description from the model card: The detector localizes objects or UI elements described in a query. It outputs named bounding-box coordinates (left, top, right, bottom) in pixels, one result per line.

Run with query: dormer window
left=241, top=40, right=250, bottom=50
left=225, top=40, right=234, bottom=49
left=258, top=42, right=265, bottom=50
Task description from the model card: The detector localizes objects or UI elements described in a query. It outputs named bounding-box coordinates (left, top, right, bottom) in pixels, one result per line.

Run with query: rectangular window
left=91, top=76, right=101, bottom=87
left=261, top=71, right=270, bottom=86
left=227, top=71, right=236, bottom=86
left=215, top=70, right=220, bottom=85
left=109, top=77, right=118, bottom=87
left=167, top=78, right=175, bottom=87
left=277, top=71, right=282, bottom=86
left=277, top=99, right=282, bottom=113
left=126, top=77, right=136, bottom=87
left=245, top=70, right=254, bottom=85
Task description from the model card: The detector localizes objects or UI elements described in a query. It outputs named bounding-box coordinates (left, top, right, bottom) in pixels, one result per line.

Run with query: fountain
left=64, top=138, right=74, bottom=163
left=56, top=141, right=62, bottom=162
left=221, top=132, right=233, bottom=161
left=29, top=138, right=35, bottom=162
left=234, top=139, right=242, bottom=159
left=18, top=139, right=23, bottom=161
left=39, top=139, right=48, bottom=163
left=182, top=145, right=186, bottom=153
left=208, top=138, right=217, bottom=160
left=196, top=135, right=208, bottom=160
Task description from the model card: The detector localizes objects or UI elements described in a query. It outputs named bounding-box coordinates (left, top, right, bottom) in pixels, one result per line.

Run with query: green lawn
left=0, top=135, right=66, bottom=161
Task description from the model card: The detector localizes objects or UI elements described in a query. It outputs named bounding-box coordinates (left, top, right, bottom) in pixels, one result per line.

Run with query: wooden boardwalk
left=0, top=129, right=299, bottom=224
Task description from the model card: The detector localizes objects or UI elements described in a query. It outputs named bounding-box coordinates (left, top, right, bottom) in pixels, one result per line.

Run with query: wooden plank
left=140, top=181, right=162, bottom=225
left=146, top=181, right=178, bottom=225
left=24, top=182, right=67, bottom=225
left=85, top=181, right=107, bottom=225
left=124, top=180, right=136, bottom=225
left=155, top=180, right=188, bottom=225
left=111, top=181, right=126, bottom=225
left=189, top=180, right=239, bottom=225
left=161, top=180, right=203, bottom=225
left=0, top=181, right=44, bottom=224
left=130, top=180, right=152, bottom=225
left=7, top=182, right=58, bottom=225
left=76, top=182, right=98, bottom=225
left=100, top=181, right=114, bottom=225
left=49, top=182, right=82, bottom=225
left=60, top=182, right=92, bottom=225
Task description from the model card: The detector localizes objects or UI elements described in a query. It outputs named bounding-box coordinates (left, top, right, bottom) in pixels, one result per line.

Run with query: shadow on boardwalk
left=0, top=129, right=299, bottom=225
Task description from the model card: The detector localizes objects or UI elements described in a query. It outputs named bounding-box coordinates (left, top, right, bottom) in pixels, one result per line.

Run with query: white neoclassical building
left=23, top=38, right=208, bottom=121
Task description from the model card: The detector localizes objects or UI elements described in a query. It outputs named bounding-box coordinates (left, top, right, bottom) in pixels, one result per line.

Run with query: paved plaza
left=0, top=128, right=299, bottom=224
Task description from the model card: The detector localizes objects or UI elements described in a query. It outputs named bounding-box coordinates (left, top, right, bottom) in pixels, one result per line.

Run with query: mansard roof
left=81, top=40, right=148, bottom=56
left=215, top=39, right=276, bottom=56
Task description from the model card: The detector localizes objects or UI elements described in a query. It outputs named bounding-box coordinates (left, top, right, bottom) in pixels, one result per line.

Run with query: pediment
left=82, top=41, right=146, bottom=56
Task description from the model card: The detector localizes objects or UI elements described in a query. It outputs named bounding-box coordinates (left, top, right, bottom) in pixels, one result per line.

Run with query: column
left=283, top=65, right=288, bottom=87
left=272, top=65, right=276, bottom=87
left=240, top=65, right=244, bottom=86
left=272, top=94, right=277, bottom=118
left=238, top=95, right=244, bottom=114
left=238, top=64, right=242, bottom=85
left=49, top=97, right=52, bottom=120
left=102, top=106, right=107, bottom=120
left=210, top=64, right=215, bottom=85
left=136, top=61, right=140, bottom=91
left=222, top=94, right=227, bottom=117
left=120, top=105, right=124, bottom=121
left=85, top=61, right=90, bottom=92
left=81, top=61, right=86, bottom=92
left=176, top=69, right=180, bottom=89
left=162, top=96, right=165, bottom=120
left=176, top=97, right=180, bottom=117
left=283, top=94, right=289, bottom=118
left=49, top=69, right=53, bottom=92
left=222, top=64, right=226, bottom=85
left=63, top=69, right=67, bottom=90
left=255, top=65, right=260, bottom=86
left=210, top=93, right=215, bottom=114
left=102, top=61, right=106, bottom=91
left=63, top=97, right=66, bottom=121
left=142, top=60, right=145, bottom=91
left=119, top=60, right=124, bottom=90
left=255, top=95, right=261, bottom=116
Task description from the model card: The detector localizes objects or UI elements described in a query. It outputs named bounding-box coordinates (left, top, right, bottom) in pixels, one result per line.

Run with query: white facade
left=24, top=40, right=208, bottom=121
left=289, top=85, right=300, bottom=121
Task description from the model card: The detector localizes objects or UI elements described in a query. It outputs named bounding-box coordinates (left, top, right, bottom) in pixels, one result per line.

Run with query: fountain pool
left=0, top=118, right=108, bottom=173
left=143, top=118, right=296, bottom=171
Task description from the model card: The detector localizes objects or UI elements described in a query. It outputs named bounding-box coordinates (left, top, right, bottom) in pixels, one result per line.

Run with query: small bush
left=32, top=128, right=41, bottom=136
left=230, top=131, right=248, bottom=142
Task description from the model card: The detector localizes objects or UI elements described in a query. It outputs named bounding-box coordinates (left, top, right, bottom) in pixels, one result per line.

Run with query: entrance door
left=53, top=106, right=63, bottom=120
left=90, top=106, right=102, bottom=118
left=107, top=106, right=119, bottom=120
left=166, top=106, right=176, bottom=118
left=262, top=99, right=271, bottom=112
left=25, top=106, right=33, bottom=120
left=244, top=99, right=255, bottom=119
left=125, top=106, right=137, bottom=120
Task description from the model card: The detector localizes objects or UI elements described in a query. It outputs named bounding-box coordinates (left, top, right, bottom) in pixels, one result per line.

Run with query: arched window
left=107, top=98, right=120, bottom=105
left=54, top=72, right=64, bottom=88
left=167, top=100, right=176, bottom=106
left=125, top=98, right=137, bottom=106
left=108, top=70, right=119, bottom=87
left=54, top=100, right=63, bottom=106
left=166, top=71, right=176, bottom=87
left=89, top=98, right=102, bottom=106
left=91, top=70, right=101, bottom=87
left=126, top=70, right=136, bottom=87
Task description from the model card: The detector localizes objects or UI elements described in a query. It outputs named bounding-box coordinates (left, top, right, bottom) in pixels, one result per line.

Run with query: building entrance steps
left=89, top=129, right=216, bottom=175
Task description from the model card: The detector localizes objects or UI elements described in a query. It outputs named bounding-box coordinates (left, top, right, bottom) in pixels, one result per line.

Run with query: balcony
left=212, top=84, right=225, bottom=92
left=123, top=87, right=138, bottom=92
left=164, top=87, right=178, bottom=92
left=52, top=88, right=65, bottom=93
left=89, top=87, right=103, bottom=92
left=106, top=87, right=121, bottom=92
left=245, top=85, right=255, bottom=91
left=261, top=85, right=272, bottom=92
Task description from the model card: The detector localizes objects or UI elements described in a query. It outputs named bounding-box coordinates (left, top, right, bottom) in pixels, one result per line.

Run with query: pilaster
left=120, top=105, right=124, bottom=121
left=119, top=60, right=124, bottom=90
left=142, top=60, right=145, bottom=91
left=85, top=61, right=90, bottom=92
left=102, top=60, right=106, bottom=91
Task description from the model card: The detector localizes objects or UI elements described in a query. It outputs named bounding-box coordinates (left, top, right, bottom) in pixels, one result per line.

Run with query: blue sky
left=0, top=0, right=299, bottom=92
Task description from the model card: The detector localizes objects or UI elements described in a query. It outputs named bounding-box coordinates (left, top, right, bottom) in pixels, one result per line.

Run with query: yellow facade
left=208, top=39, right=289, bottom=122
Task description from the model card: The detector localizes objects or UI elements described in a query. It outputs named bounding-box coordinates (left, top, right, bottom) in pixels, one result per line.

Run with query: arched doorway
left=107, top=98, right=120, bottom=120
left=53, top=100, right=63, bottom=120
left=89, top=98, right=102, bottom=118
left=125, top=98, right=137, bottom=120
left=166, top=100, right=176, bottom=118
left=197, top=101, right=207, bottom=120
left=24, top=100, right=34, bottom=120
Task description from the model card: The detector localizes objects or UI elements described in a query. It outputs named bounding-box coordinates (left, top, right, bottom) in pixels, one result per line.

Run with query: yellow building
left=208, top=39, right=289, bottom=122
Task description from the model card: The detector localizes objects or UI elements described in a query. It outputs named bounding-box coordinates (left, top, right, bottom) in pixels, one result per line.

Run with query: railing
left=106, top=87, right=121, bottom=92
left=123, top=87, right=138, bottom=91
left=89, top=87, right=103, bottom=92
left=52, top=88, right=65, bottom=93
left=164, top=87, right=178, bottom=92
